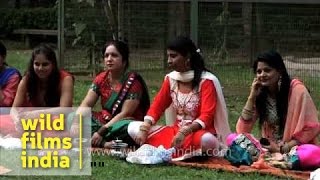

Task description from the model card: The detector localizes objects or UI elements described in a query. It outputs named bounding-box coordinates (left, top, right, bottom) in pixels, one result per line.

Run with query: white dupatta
left=164, top=70, right=231, bottom=145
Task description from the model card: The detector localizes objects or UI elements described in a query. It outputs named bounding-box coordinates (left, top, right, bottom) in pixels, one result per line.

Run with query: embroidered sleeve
left=90, top=83, right=99, bottom=95
left=146, top=77, right=172, bottom=124
left=126, top=78, right=143, bottom=100
left=0, top=73, right=20, bottom=107
left=194, top=80, right=217, bottom=129
left=90, top=72, right=106, bottom=95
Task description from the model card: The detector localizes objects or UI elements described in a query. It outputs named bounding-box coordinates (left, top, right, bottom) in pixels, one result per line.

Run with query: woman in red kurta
left=128, top=36, right=230, bottom=160
left=0, top=44, right=74, bottom=136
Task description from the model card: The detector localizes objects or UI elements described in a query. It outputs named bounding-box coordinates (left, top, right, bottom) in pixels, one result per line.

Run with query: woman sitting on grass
left=236, top=50, right=320, bottom=170
left=128, top=36, right=231, bottom=160
left=70, top=39, right=150, bottom=148
left=0, top=43, right=74, bottom=136
left=0, top=41, right=21, bottom=108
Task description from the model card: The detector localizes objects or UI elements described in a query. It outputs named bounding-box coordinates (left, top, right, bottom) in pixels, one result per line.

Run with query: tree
left=167, top=1, right=188, bottom=41
left=71, top=0, right=117, bottom=75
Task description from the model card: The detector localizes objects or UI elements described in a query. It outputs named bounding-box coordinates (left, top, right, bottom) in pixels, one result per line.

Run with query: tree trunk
left=255, top=3, right=270, bottom=54
left=167, top=1, right=187, bottom=41
left=242, top=2, right=252, bottom=63
left=15, top=0, right=21, bottom=8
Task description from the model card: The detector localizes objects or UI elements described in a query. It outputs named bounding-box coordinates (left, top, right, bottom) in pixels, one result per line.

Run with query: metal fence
left=2, top=0, right=320, bottom=95
left=57, top=0, right=320, bottom=94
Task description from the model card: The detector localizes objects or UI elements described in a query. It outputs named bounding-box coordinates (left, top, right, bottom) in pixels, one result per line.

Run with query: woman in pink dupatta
left=236, top=50, right=320, bottom=169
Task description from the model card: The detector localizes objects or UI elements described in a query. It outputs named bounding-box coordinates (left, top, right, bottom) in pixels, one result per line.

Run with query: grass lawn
left=1, top=49, right=319, bottom=179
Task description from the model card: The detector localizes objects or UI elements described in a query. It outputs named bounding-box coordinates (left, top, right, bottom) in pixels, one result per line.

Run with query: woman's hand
left=91, top=132, right=103, bottom=147
left=171, top=132, right=185, bottom=148
left=280, top=140, right=299, bottom=154
left=134, top=122, right=151, bottom=145
left=249, top=78, right=262, bottom=99
left=171, top=126, right=194, bottom=148
left=135, top=130, right=148, bottom=145
left=70, top=123, right=79, bottom=137
left=262, top=140, right=280, bottom=153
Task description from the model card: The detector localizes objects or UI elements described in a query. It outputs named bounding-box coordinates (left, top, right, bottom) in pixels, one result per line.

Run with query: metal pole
left=58, top=0, right=65, bottom=67
left=118, top=0, right=124, bottom=39
left=190, top=0, right=198, bottom=45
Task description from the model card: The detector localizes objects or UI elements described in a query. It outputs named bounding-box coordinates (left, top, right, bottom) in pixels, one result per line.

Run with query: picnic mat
left=0, top=166, right=12, bottom=175
left=171, top=157, right=310, bottom=180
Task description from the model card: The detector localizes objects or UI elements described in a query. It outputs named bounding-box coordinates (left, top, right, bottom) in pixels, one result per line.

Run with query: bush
left=0, top=7, right=57, bottom=35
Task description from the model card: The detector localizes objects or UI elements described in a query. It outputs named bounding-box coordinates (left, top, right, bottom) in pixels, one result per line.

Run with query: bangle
left=97, top=126, right=108, bottom=136
left=241, top=108, right=254, bottom=120
left=242, top=108, right=254, bottom=115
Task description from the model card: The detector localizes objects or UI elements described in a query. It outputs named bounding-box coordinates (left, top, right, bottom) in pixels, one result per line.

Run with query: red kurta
left=145, top=76, right=218, bottom=158
left=0, top=70, right=73, bottom=135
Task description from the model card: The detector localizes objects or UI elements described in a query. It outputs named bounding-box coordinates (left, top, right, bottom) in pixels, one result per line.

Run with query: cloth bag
left=224, top=133, right=262, bottom=166
left=287, top=144, right=320, bottom=170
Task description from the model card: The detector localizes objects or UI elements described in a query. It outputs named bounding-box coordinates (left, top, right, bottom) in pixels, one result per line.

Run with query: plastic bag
left=0, top=137, right=22, bottom=149
left=310, top=168, right=320, bottom=180
left=126, top=144, right=175, bottom=164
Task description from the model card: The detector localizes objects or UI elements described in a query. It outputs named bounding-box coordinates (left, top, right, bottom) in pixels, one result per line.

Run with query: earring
left=185, top=59, right=190, bottom=68
left=278, top=76, right=282, bottom=91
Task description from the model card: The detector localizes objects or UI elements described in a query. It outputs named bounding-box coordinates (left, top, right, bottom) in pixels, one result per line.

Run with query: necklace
left=266, top=96, right=278, bottom=123
left=175, top=91, right=194, bottom=119
left=266, top=96, right=283, bottom=140
left=107, top=72, right=119, bottom=91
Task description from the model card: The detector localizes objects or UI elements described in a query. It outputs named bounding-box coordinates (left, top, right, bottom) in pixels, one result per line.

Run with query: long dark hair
left=0, top=41, right=8, bottom=66
left=253, top=50, right=291, bottom=136
left=26, top=44, right=61, bottom=106
left=102, top=39, right=129, bottom=71
left=167, top=36, right=209, bottom=89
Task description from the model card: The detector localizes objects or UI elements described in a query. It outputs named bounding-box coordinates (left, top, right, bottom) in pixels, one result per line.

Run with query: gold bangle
left=243, top=108, right=254, bottom=113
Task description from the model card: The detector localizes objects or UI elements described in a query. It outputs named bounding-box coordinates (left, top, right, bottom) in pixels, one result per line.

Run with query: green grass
left=3, top=49, right=319, bottom=179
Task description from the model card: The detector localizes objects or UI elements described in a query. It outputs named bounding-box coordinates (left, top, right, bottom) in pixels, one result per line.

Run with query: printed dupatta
left=0, top=67, right=20, bottom=87
left=101, top=72, right=136, bottom=121
left=101, top=72, right=150, bottom=123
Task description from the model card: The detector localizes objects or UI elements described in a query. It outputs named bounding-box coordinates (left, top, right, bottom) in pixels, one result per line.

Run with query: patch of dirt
left=283, top=58, right=320, bottom=77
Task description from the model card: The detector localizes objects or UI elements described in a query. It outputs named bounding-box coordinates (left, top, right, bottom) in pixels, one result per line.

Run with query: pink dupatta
left=283, top=79, right=320, bottom=144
